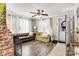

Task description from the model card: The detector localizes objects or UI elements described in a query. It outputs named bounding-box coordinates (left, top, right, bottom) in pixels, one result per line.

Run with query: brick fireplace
left=0, top=25, right=14, bottom=56
left=0, top=3, right=14, bottom=56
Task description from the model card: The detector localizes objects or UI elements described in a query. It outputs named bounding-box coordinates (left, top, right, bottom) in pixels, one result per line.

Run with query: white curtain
left=6, top=13, right=32, bottom=34
left=6, top=14, right=12, bottom=32
left=36, top=18, right=52, bottom=35
left=19, top=18, right=32, bottom=33
left=13, top=16, right=20, bottom=34
left=6, top=14, right=16, bottom=33
left=7, top=13, right=52, bottom=35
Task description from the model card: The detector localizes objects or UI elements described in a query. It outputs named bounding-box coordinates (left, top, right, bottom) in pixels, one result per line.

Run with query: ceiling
left=6, top=3, right=75, bottom=17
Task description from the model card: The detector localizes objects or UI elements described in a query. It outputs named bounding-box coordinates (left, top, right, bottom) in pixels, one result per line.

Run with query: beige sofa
left=35, top=32, right=51, bottom=43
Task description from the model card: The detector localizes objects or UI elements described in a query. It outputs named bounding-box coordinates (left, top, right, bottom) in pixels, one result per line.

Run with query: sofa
left=35, top=32, right=51, bottom=43
left=13, top=32, right=35, bottom=44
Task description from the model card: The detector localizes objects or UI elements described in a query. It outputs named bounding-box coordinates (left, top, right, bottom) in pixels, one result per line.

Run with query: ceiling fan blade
left=41, top=14, right=48, bottom=16
left=32, top=15, right=37, bottom=17
left=30, top=12, right=37, bottom=14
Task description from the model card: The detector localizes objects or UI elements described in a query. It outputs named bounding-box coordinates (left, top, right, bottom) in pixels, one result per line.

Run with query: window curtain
left=19, top=18, right=32, bottom=33
left=6, top=13, right=32, bottom=34
left=36, top=18, right=52, bottom=35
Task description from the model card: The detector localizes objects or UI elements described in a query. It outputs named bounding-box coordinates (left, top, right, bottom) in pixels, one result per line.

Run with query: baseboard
left=58, top=41, right=65, bottom=43
left=52, top=40, right=65, bottom=43
left=52, top=40, right=57, bottom=43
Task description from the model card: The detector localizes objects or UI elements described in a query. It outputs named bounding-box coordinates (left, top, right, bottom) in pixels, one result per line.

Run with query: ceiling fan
left=30, top=9, right=48, bottom=17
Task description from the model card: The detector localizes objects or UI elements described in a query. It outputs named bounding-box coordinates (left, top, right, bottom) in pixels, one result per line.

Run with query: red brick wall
left=0, top=25, right=14, bottom=56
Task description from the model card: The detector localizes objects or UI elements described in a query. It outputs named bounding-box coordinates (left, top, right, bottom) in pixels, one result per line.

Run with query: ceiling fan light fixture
left=30, top=9, right=48, bottom=17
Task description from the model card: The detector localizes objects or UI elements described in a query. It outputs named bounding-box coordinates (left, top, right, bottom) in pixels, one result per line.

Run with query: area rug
left=19, top=40, right=56, bottom=56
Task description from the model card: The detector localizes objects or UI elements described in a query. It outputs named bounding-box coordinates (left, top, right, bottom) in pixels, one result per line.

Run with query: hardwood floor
left=48, top=43, right=66, bottom=56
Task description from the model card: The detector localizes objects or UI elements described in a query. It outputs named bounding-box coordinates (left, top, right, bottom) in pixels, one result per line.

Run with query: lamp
left=33, top=26, right=37, bottom=32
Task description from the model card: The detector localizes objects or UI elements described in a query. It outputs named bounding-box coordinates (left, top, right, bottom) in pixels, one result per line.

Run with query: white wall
left=52, top=16, right=59, bottom=41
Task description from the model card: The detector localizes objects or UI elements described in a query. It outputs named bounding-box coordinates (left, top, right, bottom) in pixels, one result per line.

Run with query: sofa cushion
left=35, top=32, right=50, bottom=43
left=29, top=32, right=33, bottom=36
